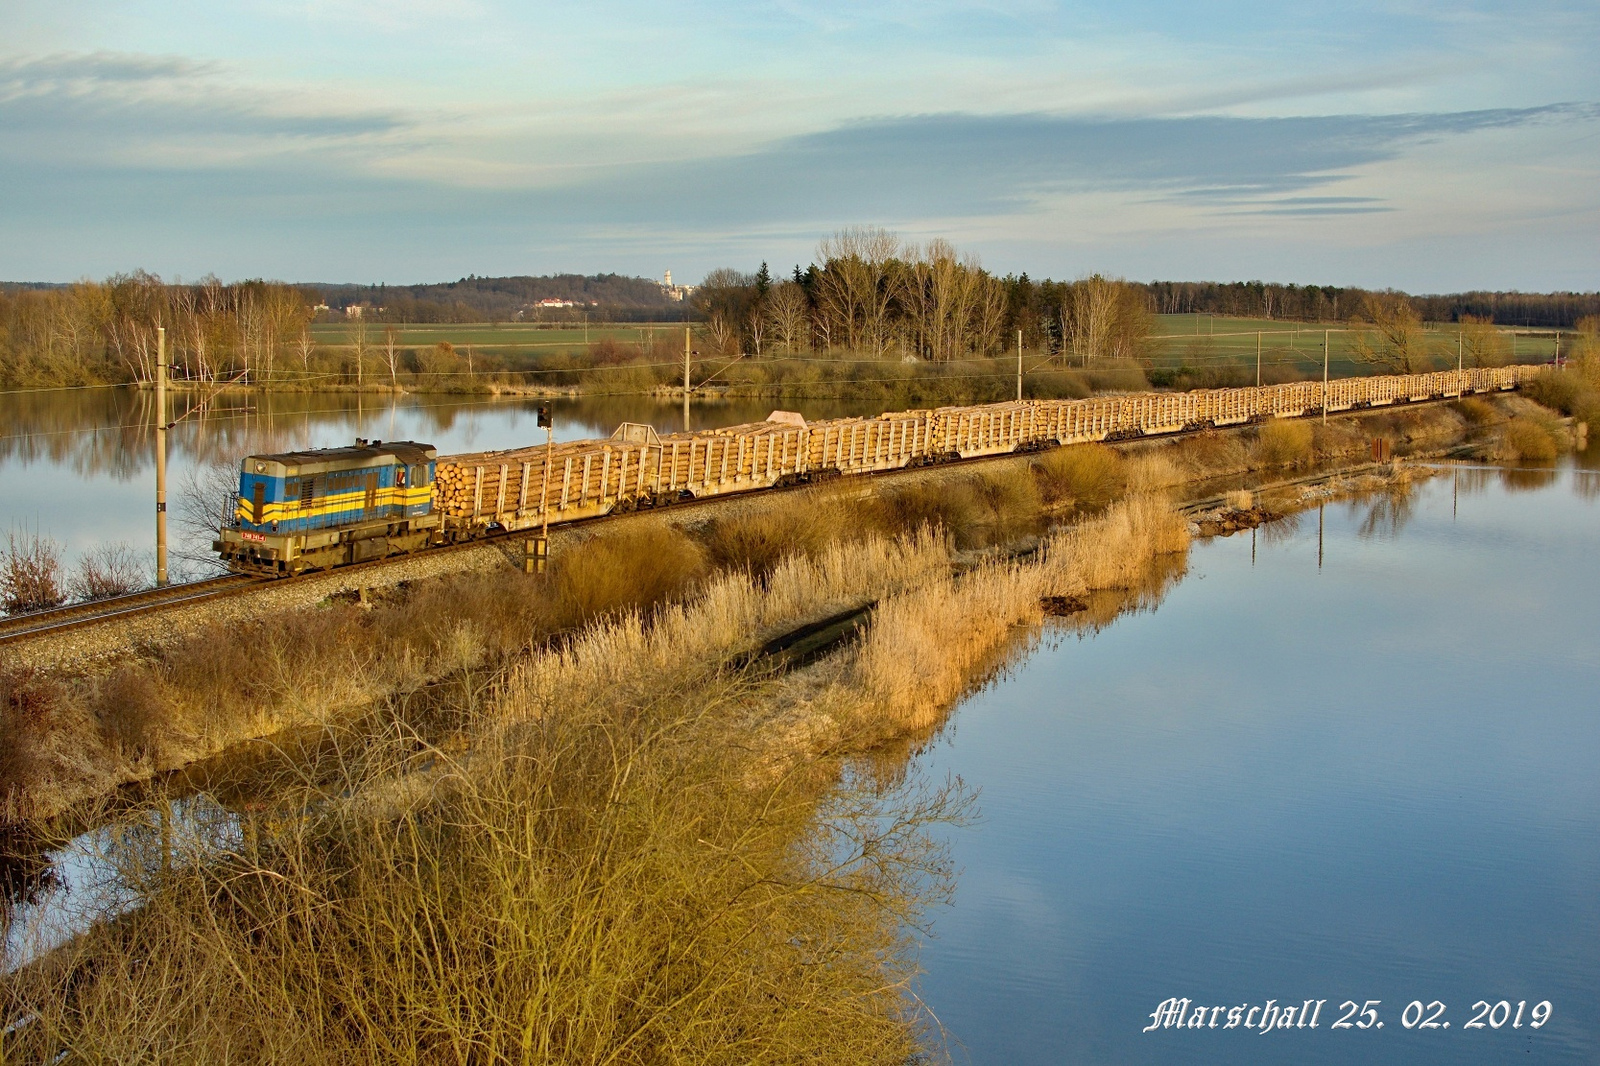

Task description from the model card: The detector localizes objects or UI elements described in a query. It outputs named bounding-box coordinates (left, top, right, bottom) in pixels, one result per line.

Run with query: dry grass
left=1452, top=397, right=1497, bottom=425
left=1253, top=420, right=1315, bottom=467
left=6, top=682, right=965, bottom=1064
left=554, top=523, right=708, bottom=623
left=697, top=493, right=843, bottom=578
left=1225, top=489, right=1255, bottom=511
left=844, top=494, right=1191, bottom=734
left=7, top=531, right=973, bottom=1063
left=1498, top=418, right=1560, bottom=463
left=1031, top=444, right=1123, bottom=506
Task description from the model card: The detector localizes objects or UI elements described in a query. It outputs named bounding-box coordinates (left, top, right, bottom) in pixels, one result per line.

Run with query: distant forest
left=4, top=271, right=1596, bottom=329
left=316, top=274, right=683, bottom=323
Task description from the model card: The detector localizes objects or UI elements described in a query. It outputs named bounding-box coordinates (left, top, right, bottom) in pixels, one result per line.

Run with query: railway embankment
left=0, top=392, right=1565, bottom=829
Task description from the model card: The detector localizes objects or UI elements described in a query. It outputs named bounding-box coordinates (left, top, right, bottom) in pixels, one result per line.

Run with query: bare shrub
left=0, top=668, right=61, bottom=816
left=1452, top=397, right=1497, bottom=425
left=1, top=527, right=66, bottom=614
left=1499, top=419, right=1559, bottom=463
left=699, top=495, right=839, bottom=578
left=872, top=481, right=979, bottom=539
left=554, top=524, right=707, bottom=623
left=1032, top=444, right=1123, bottom=506
left=968, top=467, right=1042, bottom=541
left=69, top=542, right=148, bottom=602
left=94, top=666, right=168, bottom=761
left=1253, top=420, right=1314, bottom=467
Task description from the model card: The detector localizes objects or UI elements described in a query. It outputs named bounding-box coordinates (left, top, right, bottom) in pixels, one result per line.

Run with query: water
left=0, top=388, right=882, bottom=579
left=913, top=463, right=1600, bottom=1065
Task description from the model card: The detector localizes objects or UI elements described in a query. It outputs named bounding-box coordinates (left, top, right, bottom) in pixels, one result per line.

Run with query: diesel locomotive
left=215, top=439, right=441, bottom=574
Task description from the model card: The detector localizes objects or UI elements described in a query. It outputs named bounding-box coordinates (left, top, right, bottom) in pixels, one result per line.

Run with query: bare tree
left=1, top=527, right=66, bottom=614
left=383, top=326, right=402, bottom=388
left=1351, top=292, right=1431, bottom=374
left=765, top=281, right=810, bottom=354
left=1460, top=315, right=1511, bottom=367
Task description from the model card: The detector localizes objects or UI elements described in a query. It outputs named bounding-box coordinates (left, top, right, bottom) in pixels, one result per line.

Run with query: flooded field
left=911, top=460, right=1600, bottom=1064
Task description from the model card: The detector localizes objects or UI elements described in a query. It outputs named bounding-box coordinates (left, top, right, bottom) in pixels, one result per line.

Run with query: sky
left=2, top=0, right=1597, bottom=291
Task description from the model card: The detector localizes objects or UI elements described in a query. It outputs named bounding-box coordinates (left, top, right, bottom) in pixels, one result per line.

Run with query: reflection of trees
left=1574, top=470, right=1600, bottom=502
left=1259, top=512, right=1302, bottom=547
left=1451, top=467, right=1496, bottom=499
left=1347, top=486, right=1418, bottom=539
left=1498, top=468, right=1559, bottom=493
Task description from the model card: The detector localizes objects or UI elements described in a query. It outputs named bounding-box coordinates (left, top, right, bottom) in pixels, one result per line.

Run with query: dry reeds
left=697, top=492, right=842, bottom=578
left=1498, top=418, right=1560, bottom=462
left=845, top=494, right=1191, bottom=734
left=5, top=677, right=964, bottom=1064
left=1253, top=420, right=1315, bottom=467
left=553, top=523, right=707, bottom=623
left=1031, top=444, right=1123, bottom=506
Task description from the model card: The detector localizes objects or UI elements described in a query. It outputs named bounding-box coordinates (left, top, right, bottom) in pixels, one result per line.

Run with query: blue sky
left=2, top=0, right=1597, bottom=290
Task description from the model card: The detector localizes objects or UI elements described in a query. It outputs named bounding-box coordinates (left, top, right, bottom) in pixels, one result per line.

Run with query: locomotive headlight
left=255, top=462, right=266, bottom=473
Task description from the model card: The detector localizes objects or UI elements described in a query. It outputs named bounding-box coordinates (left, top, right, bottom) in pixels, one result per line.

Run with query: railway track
left=0, top=574, right=269, bottom=647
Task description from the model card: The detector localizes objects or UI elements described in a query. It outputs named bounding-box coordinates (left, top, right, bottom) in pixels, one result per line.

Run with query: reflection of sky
left=2, top=795, right=239, bottom=974
left=0, top=390, right=885, bottom=577
left=913, top=468, right=1600, bottom=1065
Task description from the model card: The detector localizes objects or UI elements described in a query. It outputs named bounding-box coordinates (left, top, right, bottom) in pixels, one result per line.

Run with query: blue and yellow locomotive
left=215, top=439, right=442, bottom=574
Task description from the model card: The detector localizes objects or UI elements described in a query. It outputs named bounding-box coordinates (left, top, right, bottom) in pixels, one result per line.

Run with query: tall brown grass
left=1032, top=444, right=1123, bottom=506
left=697, top=493, right=843, bottom=578
left=845, top=493, right=1190, bottom=734
left=1498, top=418, right=1560, bottom=462
left=5, top=679, right=966, bottom=1063
left=553, top=523, right=707, bottom=622
left=1252, top=420, right=1315, bottom=467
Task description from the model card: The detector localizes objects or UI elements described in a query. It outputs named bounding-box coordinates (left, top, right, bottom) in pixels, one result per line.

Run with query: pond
left=912, top=460, right=1600, bottom=1065
left=0, top=388, right=884, bottom=580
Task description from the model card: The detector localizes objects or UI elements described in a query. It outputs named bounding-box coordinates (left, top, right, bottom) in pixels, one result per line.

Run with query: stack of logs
left=434, top=444, right=569, bottom=519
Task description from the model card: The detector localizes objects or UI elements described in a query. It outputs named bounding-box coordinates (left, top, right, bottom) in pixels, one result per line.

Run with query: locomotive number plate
left=241, top=531, right=267, bottom=543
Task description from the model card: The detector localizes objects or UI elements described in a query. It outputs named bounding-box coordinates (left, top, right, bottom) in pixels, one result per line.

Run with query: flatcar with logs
left=216, top=364, right=1537, bottom=574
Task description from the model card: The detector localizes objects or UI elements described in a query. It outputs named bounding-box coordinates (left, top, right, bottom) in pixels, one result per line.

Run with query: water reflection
left=912, top=467, right=1600, bottom=1066
left=0, top=388, right=887, bottom=578
left=2, top=795, right=239, bottom=972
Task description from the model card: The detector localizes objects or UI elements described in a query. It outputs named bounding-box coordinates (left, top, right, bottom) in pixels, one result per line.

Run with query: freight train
left=215, top=365, right=1537, bottom=574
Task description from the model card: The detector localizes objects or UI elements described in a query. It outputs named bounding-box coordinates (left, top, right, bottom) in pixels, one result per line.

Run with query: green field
left=1147, top=314, right=1560, bottom=381
left=308, top=321, right=690, bottom=352
left=309, top=314, right=1563, bottom=384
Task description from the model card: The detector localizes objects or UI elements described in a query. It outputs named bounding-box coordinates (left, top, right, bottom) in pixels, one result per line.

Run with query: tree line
left=4, top=243, right=1596, bottom=390
left=694, top=228, right=1151, bottom=363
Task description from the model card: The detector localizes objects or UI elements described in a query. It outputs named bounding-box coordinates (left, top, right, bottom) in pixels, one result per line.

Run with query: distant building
left=660, top=270, right=695, bottom=302
left=537, top=298, right=578, bottom=308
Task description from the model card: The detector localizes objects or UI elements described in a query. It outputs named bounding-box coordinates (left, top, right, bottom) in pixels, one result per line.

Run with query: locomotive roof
left=244, top=440, right=437, bottom=473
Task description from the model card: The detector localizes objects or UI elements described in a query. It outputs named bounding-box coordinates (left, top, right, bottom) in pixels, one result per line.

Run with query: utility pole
left=1322, top=330, right=1329, bottom=426
left=1457, top=327, right=1464, bottom=374
left=155, top=327, right=169, bottom=587
left=683, top=326, right=692, bottom=432
left=1256, top=331, right=1262, bottom=387
left=1016, top=329, right=1023, bottom=402
left=530, top=405, right=553, bottom=574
